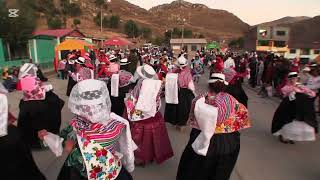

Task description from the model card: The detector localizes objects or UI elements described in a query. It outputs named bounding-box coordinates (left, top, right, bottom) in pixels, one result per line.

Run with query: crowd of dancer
left=0, top=45, right=318, bottom=180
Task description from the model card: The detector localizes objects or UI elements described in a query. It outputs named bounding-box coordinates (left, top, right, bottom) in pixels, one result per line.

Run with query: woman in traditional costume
left=124, top=64, right=174, bottom=166
left=38, top=79, right=136, bottom=180
left=108, top=58, right=134, bottom=116
left=223, top=68, right=249, bottom=107
left=272, top=72, right=318, bottom=144
left=164, top=56, right=195, bottom=129
left=67, top=57, right=94, bottom=96
left=0, top=84, right=46, bottom=180
left=177, top=73, right=250, bottom=180
left=17, top=63, right=64, bottom=149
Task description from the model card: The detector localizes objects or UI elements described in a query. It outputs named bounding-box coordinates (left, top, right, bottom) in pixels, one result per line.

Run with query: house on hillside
left=244, top=26, right=290, bottom=56
left=285, top=42, right=320, bottom=62
left=170, top=38, right=207, bottom=54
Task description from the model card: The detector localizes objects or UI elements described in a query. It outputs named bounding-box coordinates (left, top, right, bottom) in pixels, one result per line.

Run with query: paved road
left=6, top=74, right=320, bottom=180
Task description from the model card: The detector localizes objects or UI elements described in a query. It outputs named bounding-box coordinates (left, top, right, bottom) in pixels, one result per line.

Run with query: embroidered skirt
left=128, top=112, right=174, bottom=165
left=57, top=164, right=133, bottom=180
left=177, top=128, right=240, bottom=180
left=164, top=88, right=195, bottom=126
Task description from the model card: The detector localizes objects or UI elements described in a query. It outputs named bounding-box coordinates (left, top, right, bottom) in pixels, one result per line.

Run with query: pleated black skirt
left=0, top=126, right=46, bottom=180
left=177, top=128, right=240, bottom=180
left=164, top=88, right=195, bottom=126
left=66, top=77, right=77, bottom=96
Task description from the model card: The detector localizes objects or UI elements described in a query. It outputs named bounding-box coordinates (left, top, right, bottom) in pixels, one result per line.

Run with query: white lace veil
left=68, top=79, right=111, bottom=123
left=18, top=63, right=38, bottom=79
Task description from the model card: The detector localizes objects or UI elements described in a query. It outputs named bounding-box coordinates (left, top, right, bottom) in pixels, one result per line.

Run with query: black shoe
left=279, top=135, right=289, bottom=144
left=288, top=140, right=295, bottom=144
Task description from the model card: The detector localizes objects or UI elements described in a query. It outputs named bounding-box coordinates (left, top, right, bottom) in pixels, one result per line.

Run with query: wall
left=285, top=49, right=319, bottom=60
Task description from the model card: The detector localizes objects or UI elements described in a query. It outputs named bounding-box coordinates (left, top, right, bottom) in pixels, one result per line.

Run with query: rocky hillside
left=149, top=0, right=250, bottom=40
left=258, top=16, right=310, bottom=27
left=29, top=0, right=250, bottom=41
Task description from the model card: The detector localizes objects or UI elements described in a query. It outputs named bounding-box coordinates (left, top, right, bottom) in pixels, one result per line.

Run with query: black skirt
left=107, top=83, right=133, bottom=116
left=177, top=129, right=240, bottom=180
left=0, top=125, right=46, bottom=180
left=164, top=88, right=195, bottom=126
left=271, top=93, right=318, bottom=134
left=57, top=164, right=133, bottom=180
left=225, top=81, right=248, bottom=107
left=66, top=77, right=77, bottom=96
left=18, top=91, right=64, bottom=149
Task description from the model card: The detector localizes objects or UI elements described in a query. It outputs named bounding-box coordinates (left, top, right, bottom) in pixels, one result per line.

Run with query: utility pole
left=100, top=0, right=111, bottom=32
left=100, top=5, right=103, bottom=32
left=181, top=18, right=186, bottom=51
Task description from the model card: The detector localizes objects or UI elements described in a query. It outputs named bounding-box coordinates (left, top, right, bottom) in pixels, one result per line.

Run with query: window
left=300, top=49, right=310, bottom=55
left=276, top=31, right=286, bottom=36
left=258, top=40, right=269, bottom=46
left=290, top=49, right=296, bottom=54
left=191, top=45, right=197, bottom=51
left=314, top=50, right=320, bottom=54
left=274, top=41, right=286, bottom=47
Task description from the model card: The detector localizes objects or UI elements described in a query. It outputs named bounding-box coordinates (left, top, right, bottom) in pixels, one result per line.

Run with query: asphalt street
left=6, top=73, right=320, bottom=180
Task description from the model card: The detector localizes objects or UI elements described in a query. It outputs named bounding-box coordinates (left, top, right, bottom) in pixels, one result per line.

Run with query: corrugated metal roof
left=33, top=29, right=84, bottom=38
left=170, top=38, right=207, bottom=44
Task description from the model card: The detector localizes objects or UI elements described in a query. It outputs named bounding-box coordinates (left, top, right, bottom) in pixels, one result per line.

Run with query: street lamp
left=100, top=0, right=111, bottom=32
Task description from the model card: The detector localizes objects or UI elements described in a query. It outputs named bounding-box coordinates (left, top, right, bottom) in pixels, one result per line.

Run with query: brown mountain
left=149, top=0, right=250, bottom=41
left=258, top=16, right=310, bottom=26
left=28, top=0, right=250, bottom=41
left=288, top=16, right=320, bottom=49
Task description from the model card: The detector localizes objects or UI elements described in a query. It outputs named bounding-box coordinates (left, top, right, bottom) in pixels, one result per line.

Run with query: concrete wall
left=285, top=48, right=320, bottom=60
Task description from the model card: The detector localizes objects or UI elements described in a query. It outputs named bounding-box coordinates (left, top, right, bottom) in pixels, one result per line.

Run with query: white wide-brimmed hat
left=136, top=64, right=156, bottom=79
left=177, top=56, right=188, bottom=67
left=109, top=55, right=118, bottom=62
left=288, top=72, right=298, bottom=79
left=208, top=73, right=229, bottom=85
left=75, top=57, right=86, bottom=64
left=120, top=58, right=130, bottom=66
left=302, top=67, right=311, bottom=72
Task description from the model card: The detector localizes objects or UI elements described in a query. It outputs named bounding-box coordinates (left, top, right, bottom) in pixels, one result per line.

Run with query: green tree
left=184, top=29, right=193, bottom=38
left=73, top=18, right=81, bottom=28
left=228, top=37, right=244, bottom=48
left=152, top=37, right=164, bottom=46
left=124, top=20, right=139, bottom=38
left=140, top=27, right=152, bottom=39
left=102, top=17, right=109, bottom=28
left=47, top=16, right=63, bottom=29
left=109, top=15, right=120, bottom=28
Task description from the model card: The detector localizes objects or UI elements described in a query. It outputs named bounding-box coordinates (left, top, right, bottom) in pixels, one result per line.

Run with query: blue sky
left=126, top=0, right=320, bottom=25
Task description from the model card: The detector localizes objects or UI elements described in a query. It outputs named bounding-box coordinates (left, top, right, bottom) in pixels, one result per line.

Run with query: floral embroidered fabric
left=188, top=92, right=250, bottom=134
left=69, top=117, right=126, bottom=180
